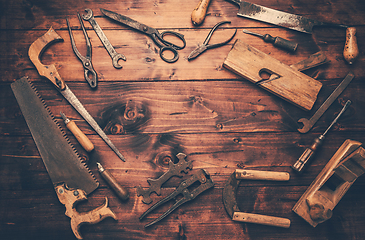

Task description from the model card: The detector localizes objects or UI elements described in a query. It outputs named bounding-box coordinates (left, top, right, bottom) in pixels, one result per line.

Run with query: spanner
left=297, top=72, right=354, bottom=133
left=82, top=8, right=126, bottom=69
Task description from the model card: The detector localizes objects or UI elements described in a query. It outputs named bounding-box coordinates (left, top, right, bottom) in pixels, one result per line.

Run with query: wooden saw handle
left=343, top=27, right=359, bottom=65
left=233, top=212, right=291, bottom=228
left=28, top=27, right=66, bottom=90
left=55, top=184, right=117, bottom=239
left=191, top=0, right=211, bottom=26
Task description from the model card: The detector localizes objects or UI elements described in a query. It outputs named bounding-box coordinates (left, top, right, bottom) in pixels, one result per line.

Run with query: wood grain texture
left=1, top=0, right=365, bottom=239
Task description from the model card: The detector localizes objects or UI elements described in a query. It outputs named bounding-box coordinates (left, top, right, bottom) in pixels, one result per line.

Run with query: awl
left=28, top=27, right=126, bottom=162
left=242, top=29, right=298, bottom=52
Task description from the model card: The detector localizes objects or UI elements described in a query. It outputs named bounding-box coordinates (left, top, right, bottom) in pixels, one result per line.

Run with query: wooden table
left=1, top=0, right=365, bottom=239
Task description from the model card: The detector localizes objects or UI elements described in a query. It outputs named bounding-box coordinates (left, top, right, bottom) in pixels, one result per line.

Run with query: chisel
left=242, top=29, right=298, bottom=52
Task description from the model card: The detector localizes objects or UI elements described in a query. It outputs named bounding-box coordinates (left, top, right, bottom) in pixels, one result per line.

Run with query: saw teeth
left=25, top=78, right=98, bottom=185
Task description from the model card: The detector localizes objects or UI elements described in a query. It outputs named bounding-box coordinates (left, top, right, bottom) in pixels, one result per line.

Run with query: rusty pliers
left=188, top=21, right=237, bottom=60
left=66, top=14, right=98, bottom=88
left=139, top=169, right=214, bottom=227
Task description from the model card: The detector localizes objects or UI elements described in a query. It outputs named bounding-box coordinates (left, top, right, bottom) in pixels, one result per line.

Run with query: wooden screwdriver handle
left=66, top=120, right=94, bottom=152
left=191, top=0, right=211, bottom=26
left=343, top=27, right=359, bottom=65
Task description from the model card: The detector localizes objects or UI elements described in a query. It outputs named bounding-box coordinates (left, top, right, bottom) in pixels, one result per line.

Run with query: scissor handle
left=159, top=46, right=179, bottom=63
left=153, top=31, right=186, bottom=63
left=159, top=31, right=186, bottom=50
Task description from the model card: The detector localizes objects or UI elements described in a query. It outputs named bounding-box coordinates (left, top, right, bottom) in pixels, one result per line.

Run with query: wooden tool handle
left=66, top=120, right=94, bottom=152
left=28, top=27, right=66, bottom=90
left=55, top=184, right=117, bottom=239
left=191, top=0, right=211, bottom=26
left=233, top=212, right=291, bottom=228
left=343, top=27, right=359, bottom=65
left=235, top=169, right=290, bottom=181
left=97, top=162, right=129, bottom=201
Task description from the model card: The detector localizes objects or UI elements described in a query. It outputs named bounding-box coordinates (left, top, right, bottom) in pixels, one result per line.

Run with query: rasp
left=11, top=77, right=117, bottom=239
left=28, top=27, right=125, bottom=162
left=226, top=0, right=348, bottom=34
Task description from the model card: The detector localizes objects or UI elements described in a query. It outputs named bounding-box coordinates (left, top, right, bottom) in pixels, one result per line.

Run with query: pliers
left=66, top=13, right=98, bottom=89
left=139, top=169, right=214, bottom=227
left=188, top=21, right=237, bottom=60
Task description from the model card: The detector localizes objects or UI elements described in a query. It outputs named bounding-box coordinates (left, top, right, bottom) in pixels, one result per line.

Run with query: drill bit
left=242, top=29, right=298, bottom=52
left=292, top=100, right=351, bottom=173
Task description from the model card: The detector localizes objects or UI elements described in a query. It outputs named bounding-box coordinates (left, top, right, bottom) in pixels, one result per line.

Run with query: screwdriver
left=242, top=29, right=298, bottom=52
left=60, top=112, right=94, bottom=152
left=292, top=100, right=351, bottom=173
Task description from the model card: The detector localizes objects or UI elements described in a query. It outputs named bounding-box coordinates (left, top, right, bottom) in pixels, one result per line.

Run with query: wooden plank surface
left=1, top=0, right=365, bottom=239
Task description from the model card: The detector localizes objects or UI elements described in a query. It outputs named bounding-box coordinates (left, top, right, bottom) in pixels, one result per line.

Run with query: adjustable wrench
left=297, top=72, right=354, bottom=133
left=82, top=8, right=126, bottom=69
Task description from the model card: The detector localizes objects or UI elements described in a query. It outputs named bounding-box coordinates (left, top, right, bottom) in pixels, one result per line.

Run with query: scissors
left=188, top=21, right=236, bottom=60
left=100, top=8, right=186, bottom=63
left=66, top=14, right=98, bottom=88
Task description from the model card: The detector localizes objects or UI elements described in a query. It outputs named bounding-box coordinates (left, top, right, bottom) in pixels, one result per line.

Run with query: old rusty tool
left=293, top=139, right=365, bottom=227
left=242, top=29, right=298, bottom=52
left=60, top=111, right=94, bottom=152
left=136, top=153, right=193, bottom=204
left=11, top=77, right=117, bottom=239
left=82, top=8, right=126, bottom=69
left=97, top=162, right=129, bottom=201
left=66, top=14, right=98, bottom=88
left=101, top=8, right=186, bottom=63
left=223, top=169, right=291, bottom=228
left=226, top=0, right=358, bottom=65
left=223, top=40, right=322, bottom=111
left=293, top=100, right=351, bottom=173
left=297, top=72, right=355, bottom=133
left=28, top=27, right=126, bottom=162
left=188, top=21, right=236, bottom=60
left=191, top=0, right=212, bottom=26
left=140, top=169, right=214, bottom=227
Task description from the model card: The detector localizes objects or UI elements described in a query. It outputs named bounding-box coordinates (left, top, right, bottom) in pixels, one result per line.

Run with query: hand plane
left=223, top=39, right=323, bottom=111
left=293, top=139, right=365, bottom=227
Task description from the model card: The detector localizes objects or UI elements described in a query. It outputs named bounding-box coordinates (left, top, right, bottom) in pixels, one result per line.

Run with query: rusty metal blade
left=60, top=86, right=126, bottom=162
left=11, top=77, right=98, bottom=195
left=222, top=172, right=240, bottom=218
left=228, top=0, right=348, bottom=34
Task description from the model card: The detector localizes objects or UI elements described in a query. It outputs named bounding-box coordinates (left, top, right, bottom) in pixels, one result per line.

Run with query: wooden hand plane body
left=293, top=139, right=365, bottom=227
left=223, top=39, right=322, bottom=111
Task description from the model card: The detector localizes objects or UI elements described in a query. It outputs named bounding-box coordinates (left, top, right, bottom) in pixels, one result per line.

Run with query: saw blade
left=233, top=1, right=348, bottom=34
left=11, top=77, right=98, bottom=195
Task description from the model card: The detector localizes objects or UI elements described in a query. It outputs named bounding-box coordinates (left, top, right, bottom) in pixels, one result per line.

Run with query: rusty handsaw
left=11, top=77, right=117, bottom=239
left=28, top=27, right=125, bottom=162
left=226, top=0, right=348, bottom=33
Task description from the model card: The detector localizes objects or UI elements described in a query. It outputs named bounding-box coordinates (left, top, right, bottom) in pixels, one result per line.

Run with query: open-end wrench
left=82, top=8, right=126, bottom=69
left=297, top=72, right=354, bottom=133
